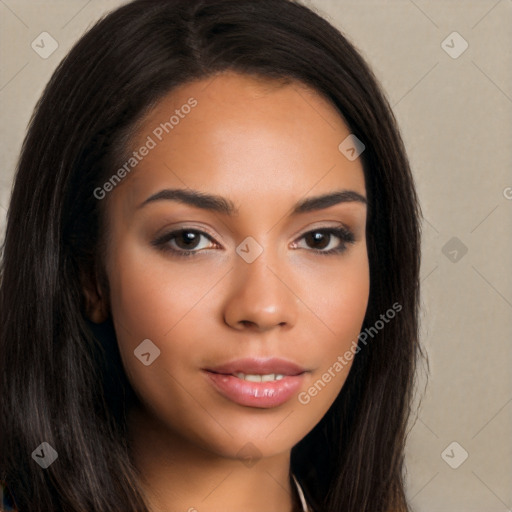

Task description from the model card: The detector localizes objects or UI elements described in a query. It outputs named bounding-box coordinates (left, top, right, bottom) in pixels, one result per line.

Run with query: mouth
left=223, top=372, right=289, bottom=382
left=203, top=358, right=308, bottom=408
left=205, top=357, right=307, bottom=377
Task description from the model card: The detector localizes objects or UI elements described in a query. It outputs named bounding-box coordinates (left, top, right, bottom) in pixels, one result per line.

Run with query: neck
left=127, top=405, right=301, bottom=512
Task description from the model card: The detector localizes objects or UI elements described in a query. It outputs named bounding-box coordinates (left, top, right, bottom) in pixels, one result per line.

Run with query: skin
left=87, top=71, right=369, bottom=512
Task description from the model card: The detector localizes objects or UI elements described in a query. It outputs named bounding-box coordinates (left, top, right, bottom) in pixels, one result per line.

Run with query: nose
left=222, top=250, right=299, bottom=332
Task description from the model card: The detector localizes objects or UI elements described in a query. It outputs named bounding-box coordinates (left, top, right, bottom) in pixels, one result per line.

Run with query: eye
left=293, top=227, right=355, bottom=255
left=151, top=229, right=217, bottom=257
left=152, top=226, right=356, bottom=258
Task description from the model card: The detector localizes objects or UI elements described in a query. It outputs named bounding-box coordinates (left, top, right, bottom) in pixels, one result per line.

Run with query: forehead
left=110, top=71, right=366, bottom=214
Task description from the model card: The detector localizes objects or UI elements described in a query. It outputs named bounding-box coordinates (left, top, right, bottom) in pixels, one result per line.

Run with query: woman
left=0, top=0, right=423, bottom=510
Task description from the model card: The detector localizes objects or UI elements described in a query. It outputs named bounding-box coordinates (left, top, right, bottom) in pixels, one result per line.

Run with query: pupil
left=179, top=231, right=198, bottom=248
left=308, top=231, right=328, bottom=249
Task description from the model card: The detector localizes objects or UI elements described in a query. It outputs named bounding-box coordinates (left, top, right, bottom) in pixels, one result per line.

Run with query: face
left=99, top=71, right=369, bottom=460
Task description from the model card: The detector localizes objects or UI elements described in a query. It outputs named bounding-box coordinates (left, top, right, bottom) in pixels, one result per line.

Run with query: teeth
left=234, top=372, right=286, bottom=382
left=247, top=374, right=263, bottom=382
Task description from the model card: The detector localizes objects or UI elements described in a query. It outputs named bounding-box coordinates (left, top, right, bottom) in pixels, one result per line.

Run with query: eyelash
left=151, top=227, right=356, bottom=258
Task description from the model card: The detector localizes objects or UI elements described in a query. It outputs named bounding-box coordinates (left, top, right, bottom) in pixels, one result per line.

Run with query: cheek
left=107, top=237, right=225, bottom=341
left=105, top=239, right=222, bottom=392
left=317, top=260, right=369, bottom=338
left=299, top=243, right=370, bottom=348
left=105, top=244, right=230, bottom=448
left=294, top=245, right=369, bottom=415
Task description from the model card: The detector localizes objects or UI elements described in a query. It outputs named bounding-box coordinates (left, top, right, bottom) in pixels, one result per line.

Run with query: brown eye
left=151, top=229, right=217, bottom=257
left=173, top=230, right=202, bottom=250
left=304, top=231, right=331, bottom=250
left=295, top=227, right=355, bottom=255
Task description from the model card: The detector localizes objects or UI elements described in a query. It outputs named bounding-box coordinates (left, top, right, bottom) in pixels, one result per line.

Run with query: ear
left=81, top=266, right=109, bottom=324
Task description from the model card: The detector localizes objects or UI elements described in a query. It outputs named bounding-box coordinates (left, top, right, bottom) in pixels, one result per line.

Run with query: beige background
left=1, top=1, right=511, bottom=510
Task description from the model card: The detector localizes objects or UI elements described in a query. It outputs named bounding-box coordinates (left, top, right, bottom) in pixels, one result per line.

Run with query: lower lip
left=205, top=371, right=304, bottom=408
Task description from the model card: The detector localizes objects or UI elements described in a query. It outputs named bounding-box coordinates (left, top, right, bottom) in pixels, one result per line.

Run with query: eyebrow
left=138, top=188, right=367, bottom=215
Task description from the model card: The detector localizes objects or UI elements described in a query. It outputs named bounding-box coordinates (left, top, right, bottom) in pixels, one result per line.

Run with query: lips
left=205, top=358, right=307, bottom=377
left=203, top=358, right=307, bottom=408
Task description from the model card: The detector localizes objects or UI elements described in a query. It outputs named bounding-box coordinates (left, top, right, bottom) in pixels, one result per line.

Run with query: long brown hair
left=0, top=1, right=423, bottom=510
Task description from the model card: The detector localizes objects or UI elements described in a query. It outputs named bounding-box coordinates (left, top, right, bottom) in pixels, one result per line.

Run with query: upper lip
left=205, top=357, right=307, bottom=376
